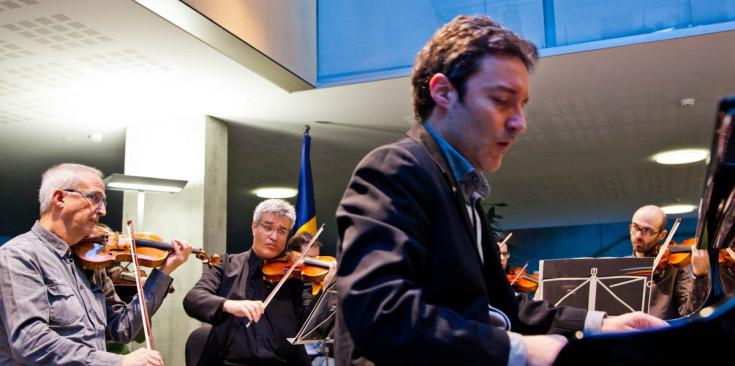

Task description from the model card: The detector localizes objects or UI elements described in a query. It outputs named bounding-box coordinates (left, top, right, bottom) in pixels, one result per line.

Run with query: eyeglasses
left=257, top=222, right=289, bottom=237
left=63, top=189, right=107, bottom=208
left=500, top=252, right=510, bottom=258
left=628, top=224, right=659, bottom=237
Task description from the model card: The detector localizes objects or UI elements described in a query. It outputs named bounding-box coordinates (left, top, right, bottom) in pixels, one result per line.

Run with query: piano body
left=555, top=96, right=735, bottom=365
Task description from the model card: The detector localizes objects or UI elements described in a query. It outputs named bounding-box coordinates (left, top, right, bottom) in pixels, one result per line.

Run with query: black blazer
left=334, top=123, right=588, bottom=365
left=183, top=250, right=312, bottom=366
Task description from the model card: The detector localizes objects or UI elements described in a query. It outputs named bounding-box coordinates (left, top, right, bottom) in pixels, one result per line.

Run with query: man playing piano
left=335, top=14, right=668, bottom=366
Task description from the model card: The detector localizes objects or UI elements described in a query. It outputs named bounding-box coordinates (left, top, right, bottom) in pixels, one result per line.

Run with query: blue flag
left=294, top=130, right=316, bottom=235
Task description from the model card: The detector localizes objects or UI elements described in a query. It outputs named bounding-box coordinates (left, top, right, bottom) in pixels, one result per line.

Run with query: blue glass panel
left=484, top=1, right=545, bottom=47
left=317, top=0, right=735, bottom=87
left=552, top=0, right=735, bottom=45
left=317, top=0, right=486, bottom=86
left=691, top=0, right=735, bottom=23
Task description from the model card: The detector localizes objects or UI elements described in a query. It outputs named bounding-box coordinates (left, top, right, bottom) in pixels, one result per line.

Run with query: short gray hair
left=39, top=163, right=103, bottom=214
left=253, top=199, right=296, bottom=229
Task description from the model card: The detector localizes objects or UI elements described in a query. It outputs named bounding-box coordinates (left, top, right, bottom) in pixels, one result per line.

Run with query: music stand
left=289, top=280, right=337, bottom=365
left=537, top=257, right=654, bottom=315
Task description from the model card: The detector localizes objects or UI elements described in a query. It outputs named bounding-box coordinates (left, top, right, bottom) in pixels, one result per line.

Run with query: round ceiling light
left=653, top=149, right=708, bottom=165
left=88, top=133, right=103, bottom=142
left=253, top=187, right=297, bottom=199
left=661, top=204, right=697, bottom=214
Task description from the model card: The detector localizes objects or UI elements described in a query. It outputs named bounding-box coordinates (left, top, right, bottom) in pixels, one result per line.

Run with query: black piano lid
left=555, top=96, right=735, bottom=365
left=696, top=96, right=735, bottom=252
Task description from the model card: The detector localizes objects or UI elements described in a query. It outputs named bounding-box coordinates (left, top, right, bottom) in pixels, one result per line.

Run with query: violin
left=73, top=224, right=221, bottom=269
left=506, top=266, right=539, bottom=293
left=654, top=238, right=695, bottom=272
left=653, top=236, right=735, bottom=272
left=245, top=225, right=327, bottom=328
left=262, top=250, right=336, bottom=284
left=719, top=247, right=735, bottom=270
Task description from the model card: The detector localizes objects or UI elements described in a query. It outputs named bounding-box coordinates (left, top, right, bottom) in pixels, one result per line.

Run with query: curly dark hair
left=411, top=15, right=538, bottom=122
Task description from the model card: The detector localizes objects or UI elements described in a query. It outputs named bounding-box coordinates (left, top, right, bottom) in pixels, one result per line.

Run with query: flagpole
left=295, top=124, right=317, bottom=235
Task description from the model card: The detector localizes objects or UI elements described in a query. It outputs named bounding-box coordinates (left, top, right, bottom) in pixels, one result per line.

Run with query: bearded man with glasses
left=629, top=205, right=709, bottom=319
left=184, top=198, right=334, bottom=366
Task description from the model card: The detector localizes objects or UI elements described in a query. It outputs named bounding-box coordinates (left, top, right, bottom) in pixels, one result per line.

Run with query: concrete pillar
left=122, top=115, right=227, bottom=365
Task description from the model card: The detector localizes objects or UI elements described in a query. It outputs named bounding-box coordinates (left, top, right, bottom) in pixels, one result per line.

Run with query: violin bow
left=651, top=217, right=682, bottom=276
left=498, top=232, right=512, bottom=249
left=125, top=220, right=155, bottom=350
left=246, top=223, right=325, bottom=328
left=510, top=260, right=529, bottom=286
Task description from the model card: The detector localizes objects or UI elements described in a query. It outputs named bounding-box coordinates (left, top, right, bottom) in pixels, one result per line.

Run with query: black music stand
left=289, top=281, right=337, bottom=365
left=537, top=257, right=654, bottom=315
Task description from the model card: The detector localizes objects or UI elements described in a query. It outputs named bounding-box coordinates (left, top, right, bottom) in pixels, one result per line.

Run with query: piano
left=555, top=96, right=735, bottom=365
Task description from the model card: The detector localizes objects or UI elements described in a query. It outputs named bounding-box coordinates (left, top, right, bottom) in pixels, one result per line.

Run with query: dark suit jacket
left=648, top=264, right=708, bottom=319
left=183, top=250, right=312, bottom=366
left=335, top=123, right=589, bottom=365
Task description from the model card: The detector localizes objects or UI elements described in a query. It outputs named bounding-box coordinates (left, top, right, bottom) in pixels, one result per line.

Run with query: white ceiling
left=1, top=0, right=734, bottom=252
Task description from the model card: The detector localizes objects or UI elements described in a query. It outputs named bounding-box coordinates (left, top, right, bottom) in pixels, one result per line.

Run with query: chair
left=185, top=324, right=212, bottom=366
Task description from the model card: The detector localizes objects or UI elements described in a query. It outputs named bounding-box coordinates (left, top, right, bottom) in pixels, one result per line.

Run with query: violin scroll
left=195, top=251, right=221, bottom=267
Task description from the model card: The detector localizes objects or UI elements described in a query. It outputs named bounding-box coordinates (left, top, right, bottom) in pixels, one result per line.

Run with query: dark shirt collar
left=423, top=124, right=491, bottom=202
left=247, top=248, right=264, bottom=276
left=247, top=248, right=262, bottom=265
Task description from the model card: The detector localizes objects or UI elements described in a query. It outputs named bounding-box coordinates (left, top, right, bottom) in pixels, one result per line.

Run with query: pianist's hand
left=523, top=334, right=567, bottom=366
left=600, top=311, right=668, bottom=333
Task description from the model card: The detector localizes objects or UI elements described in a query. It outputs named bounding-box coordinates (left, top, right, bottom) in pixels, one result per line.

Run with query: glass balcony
left=317, top=0, right=735, bottom=86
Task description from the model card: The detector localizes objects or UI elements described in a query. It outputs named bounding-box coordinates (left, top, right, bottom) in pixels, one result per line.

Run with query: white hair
left=38, top=163, right=103, bottom=214
left=253, top=199, right=296, bottom=229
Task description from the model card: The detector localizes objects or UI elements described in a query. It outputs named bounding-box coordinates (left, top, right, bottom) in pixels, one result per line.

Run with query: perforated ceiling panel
left=2, top=13, right=112, bottom=50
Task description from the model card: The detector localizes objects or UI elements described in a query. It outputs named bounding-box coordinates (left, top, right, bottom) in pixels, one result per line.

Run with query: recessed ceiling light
left=653, top=149, right=708, bottom=165
left=661, top=204, right=697, bottom=214
left=679, top=98, right=696, bottom=107
left=62, top=136, right=74, bottom=141
left=88, top=133, right=103, bottom=142
left=253, top=187, right=297, bottom=198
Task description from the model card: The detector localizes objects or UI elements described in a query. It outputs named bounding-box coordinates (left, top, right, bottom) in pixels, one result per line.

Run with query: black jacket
left=183, top=249, right=312, bottom=366
left=335, top=123, right=589, bottom=365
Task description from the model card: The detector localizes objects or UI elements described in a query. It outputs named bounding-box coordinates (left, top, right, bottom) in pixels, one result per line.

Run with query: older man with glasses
left=184, top=198, right=333, bottom=366
left=629, top=204, right=709, bottom=319
left=0, top=163, right=193, bottom=366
